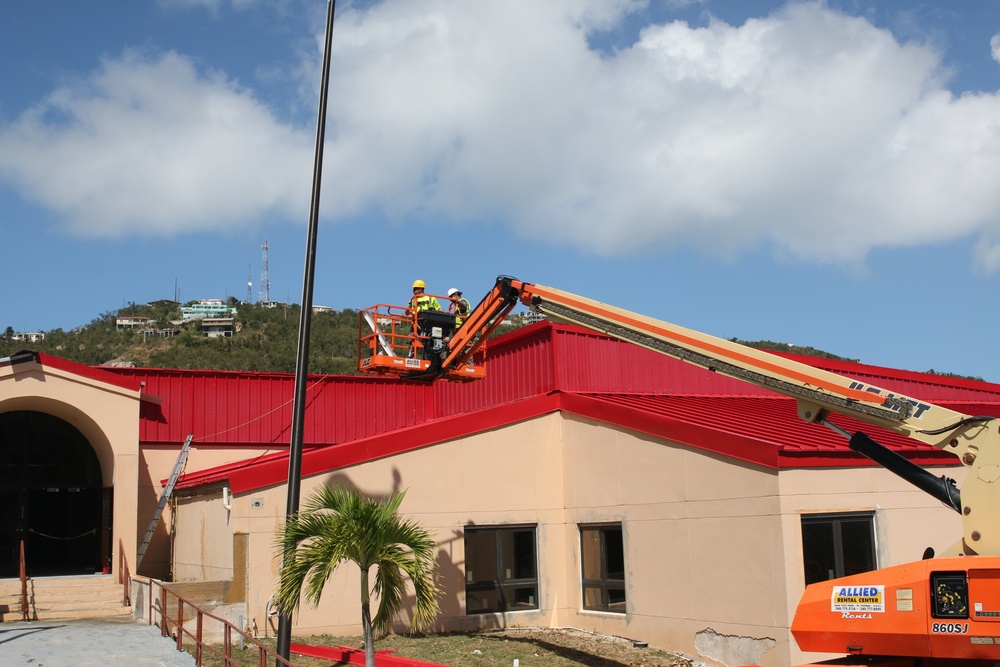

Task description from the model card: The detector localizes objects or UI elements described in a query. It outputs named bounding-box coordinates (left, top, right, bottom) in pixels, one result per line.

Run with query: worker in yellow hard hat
left=409, top=280, right=441, bottom=312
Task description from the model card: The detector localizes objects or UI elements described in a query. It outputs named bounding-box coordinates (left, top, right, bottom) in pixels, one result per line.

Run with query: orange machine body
left=792, top=556, right=1000, bottom=662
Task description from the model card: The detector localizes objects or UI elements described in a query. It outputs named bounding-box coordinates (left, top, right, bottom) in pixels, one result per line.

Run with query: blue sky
left=3, top=1, right=1000, bottom=380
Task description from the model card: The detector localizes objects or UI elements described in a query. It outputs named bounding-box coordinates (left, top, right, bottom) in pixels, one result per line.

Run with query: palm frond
left=273, top=484, right=440, bottom=635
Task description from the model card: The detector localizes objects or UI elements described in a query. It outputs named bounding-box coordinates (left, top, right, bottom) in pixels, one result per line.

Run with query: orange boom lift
left=360, top=276, right=1000, bottom=666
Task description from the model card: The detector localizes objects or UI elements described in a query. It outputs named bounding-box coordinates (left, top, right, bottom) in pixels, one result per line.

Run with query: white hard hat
left=447, top=288, right=461, bottom=297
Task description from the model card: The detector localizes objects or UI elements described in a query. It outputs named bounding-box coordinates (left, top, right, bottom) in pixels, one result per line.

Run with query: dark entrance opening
left=0, top=410, right=109, bottom=577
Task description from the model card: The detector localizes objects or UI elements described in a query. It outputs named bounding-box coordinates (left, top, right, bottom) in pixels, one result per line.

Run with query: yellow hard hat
left=412, top=279, right=426, bottom=289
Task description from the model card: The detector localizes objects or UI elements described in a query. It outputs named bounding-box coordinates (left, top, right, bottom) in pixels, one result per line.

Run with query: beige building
left=0, top=323, right=993, bottom=667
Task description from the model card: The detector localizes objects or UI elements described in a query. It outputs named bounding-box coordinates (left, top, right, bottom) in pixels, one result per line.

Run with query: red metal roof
left=118, top=369, right=437, bottom=446
left=566, top=393, right=1000, bottom=468
left=90, top=321, right=1000, bottom=491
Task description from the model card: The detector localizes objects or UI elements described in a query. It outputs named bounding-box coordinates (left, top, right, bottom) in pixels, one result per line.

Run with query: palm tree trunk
left=361, top=567, right=376, bottom=667
left=362, top=602, right=375, bottom=667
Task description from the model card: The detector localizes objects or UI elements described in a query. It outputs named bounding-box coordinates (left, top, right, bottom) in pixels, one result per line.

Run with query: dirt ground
left=288, top=627, right=696, bottom=667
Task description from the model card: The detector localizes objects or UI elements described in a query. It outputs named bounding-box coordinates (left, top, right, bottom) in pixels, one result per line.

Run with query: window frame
left=579, top=523, right=626, bottom=614
left=801, top=511, right=877, bottom=586
left=464, top=524, right=539, bottom=615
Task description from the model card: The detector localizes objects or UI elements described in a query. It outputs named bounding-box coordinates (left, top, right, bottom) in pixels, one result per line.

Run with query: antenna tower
left=246, top=263, right=253, bottom=304
left=258, top=240, right=271, bottom=303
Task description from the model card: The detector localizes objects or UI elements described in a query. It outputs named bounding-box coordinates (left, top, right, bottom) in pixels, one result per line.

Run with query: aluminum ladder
left=136, top=433, right=193, bottom=567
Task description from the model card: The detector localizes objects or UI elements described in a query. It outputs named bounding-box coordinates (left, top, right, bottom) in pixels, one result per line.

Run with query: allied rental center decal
left=831, top=586, right=885, bottom=613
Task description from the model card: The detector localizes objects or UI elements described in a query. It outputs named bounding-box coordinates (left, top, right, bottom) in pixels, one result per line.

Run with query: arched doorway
left=0, top=410, right=109, bottom=577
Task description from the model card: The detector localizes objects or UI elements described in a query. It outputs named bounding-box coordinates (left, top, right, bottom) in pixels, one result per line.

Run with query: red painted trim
left=33, top=352, right=145, bottom=393
left=776, top=450, right=960, bottom=469
left=291, top=643, right=448, bottom=667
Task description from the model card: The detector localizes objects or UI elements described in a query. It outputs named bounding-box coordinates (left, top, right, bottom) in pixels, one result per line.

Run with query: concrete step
left=0, top=574, right=132, bottom=621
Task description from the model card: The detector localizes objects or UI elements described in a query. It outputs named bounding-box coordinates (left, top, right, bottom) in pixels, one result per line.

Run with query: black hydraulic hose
left=917, top=415, right=995, bottom=436
left=849, top=430, right=961, bottom=514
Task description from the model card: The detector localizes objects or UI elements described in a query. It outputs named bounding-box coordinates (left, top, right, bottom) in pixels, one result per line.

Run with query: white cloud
left=4, top=1, right=1000, bottom=268
left=156, top=0, right=261, bottom=11
left=317, top=0, right=1000, bottom=265
left=974, top=235, right=1000, bottom=274
left=993, top=33, right=1000, bottom=64
left=0, top=50, right=312, bottom=237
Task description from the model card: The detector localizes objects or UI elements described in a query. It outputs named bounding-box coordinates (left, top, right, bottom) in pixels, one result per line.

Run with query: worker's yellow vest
left=454, top=298, right=471, bottom=328
left=412, top=294, right=441, bottom=312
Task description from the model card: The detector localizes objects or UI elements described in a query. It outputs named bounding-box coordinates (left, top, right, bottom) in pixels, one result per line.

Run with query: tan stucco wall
left=172, top=412, right=968, bottom=667
left=176, top=414, right=787, bottom=665
left=173, top=488, right=234, bottom=581
left=777, top=463, right=965, bottom=666
left=140, top=444, right=281, bottom=578
left=0, top=359, right=142, bottom=578
left=559, top=415, right=787, bottom=667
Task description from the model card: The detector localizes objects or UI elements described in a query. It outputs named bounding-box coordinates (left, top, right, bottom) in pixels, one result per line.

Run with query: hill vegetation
left=1, top=299, right=359, bottom=374
left=1, top=303, right=982, bottom=381
left=732, top=339, right=858, bottom=362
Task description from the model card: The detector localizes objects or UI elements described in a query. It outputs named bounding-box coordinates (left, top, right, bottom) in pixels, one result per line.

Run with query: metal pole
left=276, top=0, right=337, bottom=662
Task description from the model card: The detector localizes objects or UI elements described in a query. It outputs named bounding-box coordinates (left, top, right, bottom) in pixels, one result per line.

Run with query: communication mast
left=258, top=240, right=271, bottom=303
left=246, top=263, right=253, bottom=304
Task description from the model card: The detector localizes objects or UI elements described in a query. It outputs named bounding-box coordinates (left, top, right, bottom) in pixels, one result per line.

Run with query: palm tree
left=274, top=484, right=441, bottom=667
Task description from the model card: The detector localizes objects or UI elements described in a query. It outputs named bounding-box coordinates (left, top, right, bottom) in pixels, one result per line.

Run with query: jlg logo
left=848, top=381, right=932, bottom=418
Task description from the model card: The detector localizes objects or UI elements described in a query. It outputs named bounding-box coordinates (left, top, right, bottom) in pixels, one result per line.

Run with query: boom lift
left=359, top=276, right=1000, bottom=665
left=357, top=285, right=521, bottom=382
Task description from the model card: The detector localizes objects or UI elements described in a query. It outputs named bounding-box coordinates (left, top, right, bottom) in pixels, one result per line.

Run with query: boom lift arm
left=435, top=277, right=1000, bottom=553
left=361, top=275, right=1000, bottom=664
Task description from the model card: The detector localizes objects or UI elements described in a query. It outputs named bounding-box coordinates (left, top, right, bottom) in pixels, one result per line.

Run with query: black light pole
left=276, top=0, right=337, bottom=662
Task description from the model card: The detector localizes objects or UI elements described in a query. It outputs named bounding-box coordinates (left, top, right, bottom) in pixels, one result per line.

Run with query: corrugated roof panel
left=551, top=326, right=784, bottom=395
left=776, top=351, right=1000, bottom=403
left=435, top=323, right=556, bottom=415
left=108, top=321, right=1000, bottom=458
left=577, top=393, right=1000, bottom=460
left=573, top=394, right=914, bottom=462
left=117, top=368, right=436, bottom=445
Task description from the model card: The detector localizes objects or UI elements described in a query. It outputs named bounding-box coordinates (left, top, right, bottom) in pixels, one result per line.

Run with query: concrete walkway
left=0, top=616, right=196, bottom=667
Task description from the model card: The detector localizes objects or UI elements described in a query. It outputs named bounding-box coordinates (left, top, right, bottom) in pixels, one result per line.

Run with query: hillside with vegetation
left=732, top=339, right=858, bottom=362
left=1, top=299, right=359, bottom=374
left=1, top=303, right=981, bottom=381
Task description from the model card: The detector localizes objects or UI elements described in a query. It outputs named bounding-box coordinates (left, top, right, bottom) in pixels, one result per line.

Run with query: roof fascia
left=2, top=350, right=147, bottom=400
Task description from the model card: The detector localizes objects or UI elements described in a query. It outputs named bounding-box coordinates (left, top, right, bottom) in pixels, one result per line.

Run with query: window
left=801, top=512, right=876, bottom=585
left=580, top=524, right=625, bottom=613
left=464, top=526, right=538, bottom=614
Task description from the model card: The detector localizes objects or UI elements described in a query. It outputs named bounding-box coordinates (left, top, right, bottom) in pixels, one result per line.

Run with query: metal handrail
left=19, top=540, right=29, bottom=621
left=143, top=578, right=296, bottom=667
left=118, top=538, right=132, bottom=606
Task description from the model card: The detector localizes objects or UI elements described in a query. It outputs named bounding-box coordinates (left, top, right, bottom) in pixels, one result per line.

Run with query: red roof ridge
left=773, top=350, right=1000, bottom=391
